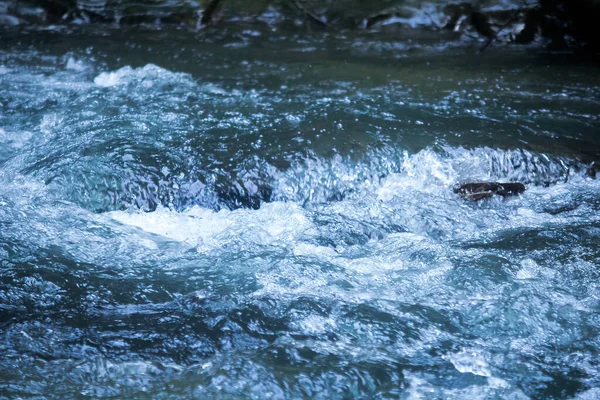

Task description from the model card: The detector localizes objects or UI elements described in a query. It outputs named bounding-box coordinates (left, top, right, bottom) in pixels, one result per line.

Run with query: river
left=1, top=24, right=600, bottom=399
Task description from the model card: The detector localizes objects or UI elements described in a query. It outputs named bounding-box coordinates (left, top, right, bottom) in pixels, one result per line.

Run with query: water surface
left=1, top=26, right=600, bottom=399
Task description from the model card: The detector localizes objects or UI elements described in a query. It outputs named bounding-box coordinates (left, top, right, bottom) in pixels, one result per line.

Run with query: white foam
left=515, top=258, right=539, bottom=280
left=291, top=315, right=337, bottom=335
left=94, top=64, right=193, bottom=88
left=108, top=202, right=311, bottom=251
left=39, top=113, right=65, bottom=135
left=446, top=349, right=491, bottom=377
left=404, top=372, right=437, bottom=400
left=200, top=83, right=230, bottom=95
left=0, top=128, right=33, bottom=149
left=516, top=258, right=554, bottom=280
left=574, top=388, right=600, bottom=400
left=66, top=57, right=91, bottom=72
left=108, top=205, right=231, bottom=246
left=379, top=3, right=445, bottom=29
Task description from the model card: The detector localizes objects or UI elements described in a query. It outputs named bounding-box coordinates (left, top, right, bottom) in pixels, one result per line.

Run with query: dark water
left=1, top=25, right=600, bottom=399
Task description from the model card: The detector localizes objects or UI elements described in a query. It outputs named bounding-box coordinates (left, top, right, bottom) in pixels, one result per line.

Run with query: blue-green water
left=1, top=26, right=600, bottom=399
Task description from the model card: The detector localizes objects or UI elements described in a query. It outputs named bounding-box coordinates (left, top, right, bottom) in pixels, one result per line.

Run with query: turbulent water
left=1, top=26, right=600, bottom=399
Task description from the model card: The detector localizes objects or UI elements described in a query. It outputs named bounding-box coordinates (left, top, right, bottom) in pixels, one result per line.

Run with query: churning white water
left=1, top=26, right=600, bottom=399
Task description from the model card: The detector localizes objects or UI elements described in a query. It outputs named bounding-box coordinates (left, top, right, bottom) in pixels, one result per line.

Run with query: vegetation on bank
left=2, top=0, right=600, bottom=50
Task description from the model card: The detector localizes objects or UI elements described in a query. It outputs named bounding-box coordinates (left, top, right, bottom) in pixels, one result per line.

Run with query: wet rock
left=454, top=182, right=526, bottom=201
left=586, top=162, right=600, bottom=178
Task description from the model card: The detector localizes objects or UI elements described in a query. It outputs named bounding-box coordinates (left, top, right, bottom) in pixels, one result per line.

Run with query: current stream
left=1, top=25, right=600, bottom=399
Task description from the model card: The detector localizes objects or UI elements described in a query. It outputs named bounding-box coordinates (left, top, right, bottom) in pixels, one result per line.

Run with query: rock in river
left=454, top=182, right=526, bottom=201
left=586, top=162, right=600, bottom=178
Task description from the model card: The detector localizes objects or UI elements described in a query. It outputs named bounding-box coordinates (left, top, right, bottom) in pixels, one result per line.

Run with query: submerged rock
left=454, top=182, right=526, bottom=201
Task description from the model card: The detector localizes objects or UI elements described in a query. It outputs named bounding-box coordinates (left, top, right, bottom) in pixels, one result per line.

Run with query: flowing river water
left=1, top=25, right=600, bottom=399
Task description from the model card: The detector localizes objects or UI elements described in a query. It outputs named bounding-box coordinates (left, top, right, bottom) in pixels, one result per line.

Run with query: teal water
left=1, top=26, right=600, bottom=399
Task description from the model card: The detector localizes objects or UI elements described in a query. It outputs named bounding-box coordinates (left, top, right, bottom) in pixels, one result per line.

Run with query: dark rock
left=201, top=0, right=223, bottom=26
left=586, top=162, right=600, bottom=178
left=454, top=182, right=526, bottom=201
left=470, top=11, right=496, bottom=39
left=43, top=0, right=74, bottom=23
left=515, top=7, right=543, bottom=44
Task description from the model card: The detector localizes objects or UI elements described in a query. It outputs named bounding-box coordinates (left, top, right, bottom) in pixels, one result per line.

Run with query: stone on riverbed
left=454, top=182, right=526, bottom=201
